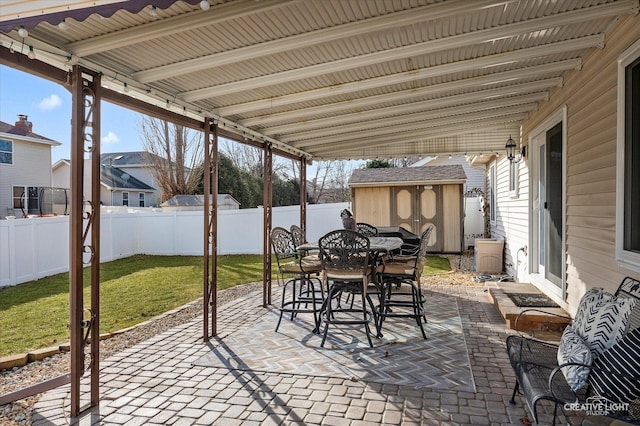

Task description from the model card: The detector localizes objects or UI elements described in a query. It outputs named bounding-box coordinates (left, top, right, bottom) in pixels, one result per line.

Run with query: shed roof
left=349, top=165, right=467, bottom=187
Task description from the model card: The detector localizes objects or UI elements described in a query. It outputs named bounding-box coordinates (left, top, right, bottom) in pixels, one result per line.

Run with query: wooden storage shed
left=349, top=165, right=466, bottom=253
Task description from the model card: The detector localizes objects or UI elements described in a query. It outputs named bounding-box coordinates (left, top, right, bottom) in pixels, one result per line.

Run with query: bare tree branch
left=138, top=117, right=203, bottom=203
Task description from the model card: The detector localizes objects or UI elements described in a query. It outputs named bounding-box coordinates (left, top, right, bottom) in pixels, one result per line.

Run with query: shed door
left=391, top=186, right=440, bottom=251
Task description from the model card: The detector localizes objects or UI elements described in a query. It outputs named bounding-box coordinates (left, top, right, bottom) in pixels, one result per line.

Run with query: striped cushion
left=590, top=328, right=640, bottom=404
left=574, top=295, right=636, bottom=358
left=557, top=326, right=592, bottom=391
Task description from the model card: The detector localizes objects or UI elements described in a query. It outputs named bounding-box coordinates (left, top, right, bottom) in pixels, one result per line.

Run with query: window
left=122, top=192, right=129, bottom=206
left=12, top=186, right=40, bottom=214
left=488, top=163, right=496, bottom=223
left=138, top=193, right=145, bottom=207
left=509, top=161, right=519, bottom=198
left=616, top=39, right=640, bottom=272
left=0, top=139, right=12, bottom=164
left=12, top=186, right=25, bottom=209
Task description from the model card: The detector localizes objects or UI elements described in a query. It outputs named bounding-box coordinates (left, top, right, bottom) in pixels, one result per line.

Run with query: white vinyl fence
left=0, top=202, right=349, bottom=288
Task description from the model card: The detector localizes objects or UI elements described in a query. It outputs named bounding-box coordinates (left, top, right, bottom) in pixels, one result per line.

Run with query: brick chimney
left=14, top=114, right=33, bottom=133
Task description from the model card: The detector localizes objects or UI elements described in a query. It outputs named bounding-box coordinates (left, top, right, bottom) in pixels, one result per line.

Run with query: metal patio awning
left=2, top=0, right=637, bottom=161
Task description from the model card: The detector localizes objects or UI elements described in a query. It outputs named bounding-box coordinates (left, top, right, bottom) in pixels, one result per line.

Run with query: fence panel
left=0, top=202, right=350, bottom=287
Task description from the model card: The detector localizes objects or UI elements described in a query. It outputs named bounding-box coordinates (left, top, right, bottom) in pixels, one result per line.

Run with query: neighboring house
left=52, top=159, right=157, bottom=208
left=475, top=13, right=640, bottom=316
left=349, top=165, right=466, bottom=253
left=160, top=194, right=240, bottom=211
left=411, top=155, right=485, bottom=195
left=0, top=115, right=62, bottom=218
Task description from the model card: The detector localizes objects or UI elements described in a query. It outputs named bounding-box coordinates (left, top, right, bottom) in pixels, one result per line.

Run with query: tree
left=139, top=117, right=202, bottom=203
left=365, top=159, right=394, bottom=168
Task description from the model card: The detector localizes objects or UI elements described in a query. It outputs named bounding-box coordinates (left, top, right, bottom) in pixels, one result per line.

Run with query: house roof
left=349, top=165, right=467, bottom=187
left=101, top=151, right=163, bottom=166
left=1, top=1, right=635, bottom=160
left=160, top=194, right=239, bottom=207
left=0, top=120, right=61, bottom=146
left=101, top=165, right=155, bottom=191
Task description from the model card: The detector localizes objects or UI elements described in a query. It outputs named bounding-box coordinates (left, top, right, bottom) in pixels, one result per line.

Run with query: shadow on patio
left=27, top=280, right=621, bottom=426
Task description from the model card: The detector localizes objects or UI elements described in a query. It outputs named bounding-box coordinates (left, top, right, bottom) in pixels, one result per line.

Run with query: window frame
left=509, top=160, right=519, bottom=198
left=488, top=162, right=497, bottom=225
left=0, top=139, right=13, bottom=165
left=616, top=39, right=640, bottom=273
left=122, top=191, right=129, bottom=207
left=138, top=192, right=145, bottom=207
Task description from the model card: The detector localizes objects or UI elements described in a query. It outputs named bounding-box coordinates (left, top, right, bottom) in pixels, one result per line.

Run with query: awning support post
left=69, top=66, right=101, bottom=417
left=203, top=120, right=218, bottom=340
left=263, top=143, right=273, bottom=307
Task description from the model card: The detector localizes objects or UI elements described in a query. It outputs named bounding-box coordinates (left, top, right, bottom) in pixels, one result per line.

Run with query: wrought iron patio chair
left=271, top=227, right=324, bottom=333
left=290, top=224, right=319, bottom=262
left=318, top=229, right=377, bottom=348
left=356, top=222, right=378, bottom=237
left=375, top=225, right=434, bottom=339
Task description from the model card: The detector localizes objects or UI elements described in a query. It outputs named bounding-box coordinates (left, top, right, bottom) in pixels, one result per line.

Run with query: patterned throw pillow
left=574, top=294, right=636, bottom=358
left=557, top=326, right=593, bottom=391
left=590, top=328, right=640, bottom=404
left=572, top=288, right=610, bottom=333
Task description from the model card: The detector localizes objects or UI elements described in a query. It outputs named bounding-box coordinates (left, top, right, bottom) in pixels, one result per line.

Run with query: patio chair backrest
left=290, top=224, right=306, bottom=248
left=414, top=225, right=434, bottom=280
left=356, top=222, right=378, bottom=237
left=319, top=230, right=370, bottom=275
left=615, top=276, right=640, bottom=332
left=271, top=227, right=296, bottom=268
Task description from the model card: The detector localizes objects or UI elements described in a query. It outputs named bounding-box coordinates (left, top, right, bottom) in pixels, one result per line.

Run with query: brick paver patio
left=31, top=283, right=618, bottom=425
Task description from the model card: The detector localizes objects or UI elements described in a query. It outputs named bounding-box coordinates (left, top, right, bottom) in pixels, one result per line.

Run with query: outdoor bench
left=506, top=277, right=640, bottom=425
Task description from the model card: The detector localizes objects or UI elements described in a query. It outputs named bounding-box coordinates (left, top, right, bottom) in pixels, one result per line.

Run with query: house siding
left=488, top=156, right=530, bottom=280
left=496, top=13, right=640, bottom=314
left=0, top=139, right=53, bottom=218
left=427, top=156, right=485, bottom=194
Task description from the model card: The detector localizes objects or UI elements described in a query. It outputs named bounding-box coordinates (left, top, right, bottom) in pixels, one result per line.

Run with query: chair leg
left=411, top=283, right=427, bottom=339
left=509, top=380, right=519, bottom=404
left=360, top=290, right=373, bottom=348
left=321, top=285, right=338, bottom=347
left=275, top=279, right=291, bottom=332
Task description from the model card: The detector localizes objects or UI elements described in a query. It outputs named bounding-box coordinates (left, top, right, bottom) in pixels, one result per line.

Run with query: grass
left=423, top=255, right=453, bottom=275
left=0, top=254, right=268, bottom=357
left=0, top=254, right=452, bottom=357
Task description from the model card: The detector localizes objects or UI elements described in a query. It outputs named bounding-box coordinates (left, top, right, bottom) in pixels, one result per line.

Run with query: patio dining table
left=296, top=236, right=403, bottom=254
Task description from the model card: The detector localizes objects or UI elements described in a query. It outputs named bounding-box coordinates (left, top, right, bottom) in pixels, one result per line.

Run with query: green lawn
left=0, top=254, right=451, bottom=357
left=423, top=255, right=453, bottom=275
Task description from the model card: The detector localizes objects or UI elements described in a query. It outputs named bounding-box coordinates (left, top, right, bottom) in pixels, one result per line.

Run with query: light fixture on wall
left=505, top=135, right=526, bottom=163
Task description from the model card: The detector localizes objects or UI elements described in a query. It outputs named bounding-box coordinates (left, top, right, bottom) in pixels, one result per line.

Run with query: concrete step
left=487, top=281, right=571, bottom=338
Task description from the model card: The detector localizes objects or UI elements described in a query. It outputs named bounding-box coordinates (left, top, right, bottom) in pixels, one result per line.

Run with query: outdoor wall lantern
left=505, top=135, right=525, bottom=163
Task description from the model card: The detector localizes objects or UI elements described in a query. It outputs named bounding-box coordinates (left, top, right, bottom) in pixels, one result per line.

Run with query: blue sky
left=1, top=65, right=147, bottom=164
left=0, top=65, right=356, bottom=175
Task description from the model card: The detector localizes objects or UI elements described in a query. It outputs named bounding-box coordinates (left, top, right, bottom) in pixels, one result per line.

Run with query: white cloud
left=36, top=94, right=62, bottom=111
left=102, top=131, right=120, bottom=145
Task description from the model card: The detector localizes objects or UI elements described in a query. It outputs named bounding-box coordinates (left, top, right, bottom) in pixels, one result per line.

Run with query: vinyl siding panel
left=0, top=139, right=53, bottom=218
left=425, top=156, right=485, bottom=193
left=489, top=155, right=529, bottom=277
left=516, top=13, right=640, bottom=314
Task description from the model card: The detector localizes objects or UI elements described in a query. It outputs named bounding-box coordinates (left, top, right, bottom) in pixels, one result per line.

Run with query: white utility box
left=475, top=238, right=504, bottom=274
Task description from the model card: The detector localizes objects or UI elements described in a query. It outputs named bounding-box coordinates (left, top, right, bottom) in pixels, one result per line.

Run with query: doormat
left=507, top=293, right=559, bottom=308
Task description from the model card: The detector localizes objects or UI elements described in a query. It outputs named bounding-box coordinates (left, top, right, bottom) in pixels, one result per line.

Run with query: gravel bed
left=0, top=254, right=482, bottom=425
